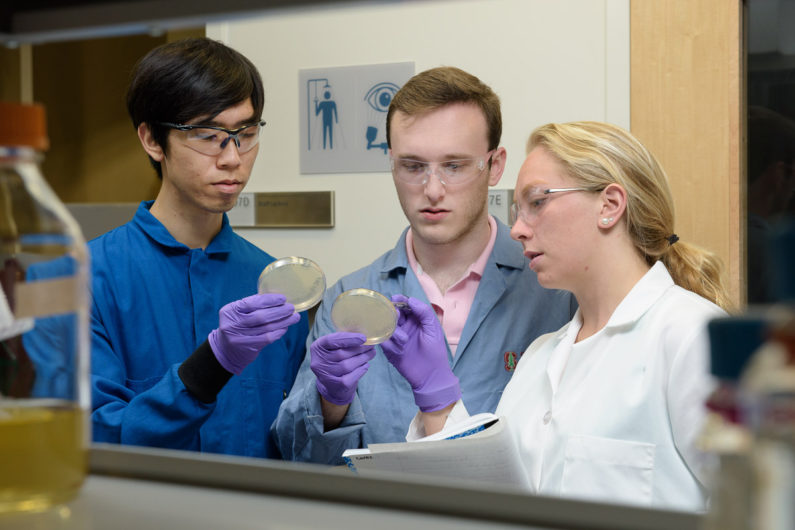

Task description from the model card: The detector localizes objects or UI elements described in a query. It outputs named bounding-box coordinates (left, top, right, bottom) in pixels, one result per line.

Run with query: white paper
left=342, top=416, right=529, bottom=489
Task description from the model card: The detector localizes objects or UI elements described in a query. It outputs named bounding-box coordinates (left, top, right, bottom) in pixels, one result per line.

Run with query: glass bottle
left=0, top=101, right=90, bottom=512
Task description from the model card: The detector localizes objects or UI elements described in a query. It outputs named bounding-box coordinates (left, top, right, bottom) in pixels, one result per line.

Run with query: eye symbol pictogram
left=364, top=82, right=400, bottom=112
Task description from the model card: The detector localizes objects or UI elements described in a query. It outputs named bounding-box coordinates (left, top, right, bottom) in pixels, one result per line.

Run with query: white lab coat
left=496, top=261, right=725, bottom=511
left=408, top=262, right=725, bottom=511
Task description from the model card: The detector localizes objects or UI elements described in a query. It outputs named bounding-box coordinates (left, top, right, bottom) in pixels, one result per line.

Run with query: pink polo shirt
left=406, top=216, right=497, bottom=356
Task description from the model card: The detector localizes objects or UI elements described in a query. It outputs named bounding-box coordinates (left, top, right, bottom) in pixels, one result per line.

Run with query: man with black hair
left=89, top=38, right=307, bottom=457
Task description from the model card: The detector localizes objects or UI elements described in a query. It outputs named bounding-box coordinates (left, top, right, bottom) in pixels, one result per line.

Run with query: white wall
left=208, top=0, right=629, bottom=286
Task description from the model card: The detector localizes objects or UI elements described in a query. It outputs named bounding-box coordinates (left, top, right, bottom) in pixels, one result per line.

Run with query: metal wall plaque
left=488, top=189, right=514, bottom=226
left=227, top=191, right=334, bottom=228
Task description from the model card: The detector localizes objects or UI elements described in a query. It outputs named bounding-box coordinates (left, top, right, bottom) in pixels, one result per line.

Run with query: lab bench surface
left=0, top=444, right=703, bottom=530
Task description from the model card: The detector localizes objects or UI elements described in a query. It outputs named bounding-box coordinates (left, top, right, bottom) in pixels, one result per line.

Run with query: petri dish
left=330, top=288, right=400, bottom=345
left=257, top=256, right=326, bottom=312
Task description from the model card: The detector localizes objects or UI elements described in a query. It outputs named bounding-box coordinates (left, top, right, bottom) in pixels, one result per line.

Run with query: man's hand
left=310, top=332, right=376, bottom=406
left=208, top=293, right=300, bottom=375
left=380, top=295, right=461, bottom=412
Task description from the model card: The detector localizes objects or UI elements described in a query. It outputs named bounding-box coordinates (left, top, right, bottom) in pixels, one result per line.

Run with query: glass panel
left=747, top=0, right=795, bottom=304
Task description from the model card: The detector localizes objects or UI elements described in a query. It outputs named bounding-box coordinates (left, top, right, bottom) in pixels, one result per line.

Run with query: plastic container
left=0, top=101, right=90, bottom=512
left=257, top=256, right=325, bottom=312
left=330, top=288, right=401, bottom=345
left=740, top=219, right=795, bottom=530
left=741, top=310, right=795, bottom=530
left=700, top=315, right=766, bottom=530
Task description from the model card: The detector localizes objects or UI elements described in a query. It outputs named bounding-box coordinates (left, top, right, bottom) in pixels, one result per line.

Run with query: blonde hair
left=527, top=121, right=732, bottom=310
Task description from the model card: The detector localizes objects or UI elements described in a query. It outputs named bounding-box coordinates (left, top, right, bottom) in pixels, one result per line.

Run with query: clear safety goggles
left=509, top=187, right=594, bottom=225
left=159, top=120, right=266, bottom=156
left=390, top=150, right=494, bottom=186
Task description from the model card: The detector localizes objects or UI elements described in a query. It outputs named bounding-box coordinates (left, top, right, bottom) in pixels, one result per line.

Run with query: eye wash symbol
left=363, top=82, right=399, bottom=154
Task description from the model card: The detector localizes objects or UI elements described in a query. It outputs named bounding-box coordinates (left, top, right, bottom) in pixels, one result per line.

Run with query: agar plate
left=330, top=288, right=399, bottom=345
left=257, top=256, right=326, bottom=312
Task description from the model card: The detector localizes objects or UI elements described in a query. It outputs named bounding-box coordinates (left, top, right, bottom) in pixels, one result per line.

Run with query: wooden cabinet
left=631, top=0, right=745, bottom=307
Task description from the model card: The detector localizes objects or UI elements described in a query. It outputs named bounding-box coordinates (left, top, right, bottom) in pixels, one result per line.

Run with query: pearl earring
left=601, top=217, right=613, bottom=225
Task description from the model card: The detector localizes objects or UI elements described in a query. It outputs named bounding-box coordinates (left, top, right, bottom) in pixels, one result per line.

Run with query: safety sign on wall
left=299, top=62, right=414, bottom=174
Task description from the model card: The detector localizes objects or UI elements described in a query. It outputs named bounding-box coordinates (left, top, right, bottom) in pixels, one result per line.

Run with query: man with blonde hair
left=273, top=66, right=575, bottom=464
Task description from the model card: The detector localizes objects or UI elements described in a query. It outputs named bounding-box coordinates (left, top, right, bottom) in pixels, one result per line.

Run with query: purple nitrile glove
left=208, top=293, right=300, bottom=375
left=380, top=295, right=461, bottom=412
left=310, top=332, right=376, bottom=406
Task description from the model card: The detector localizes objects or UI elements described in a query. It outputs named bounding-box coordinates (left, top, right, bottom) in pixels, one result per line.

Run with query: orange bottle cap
left=0, top=101, right=49, bottom=151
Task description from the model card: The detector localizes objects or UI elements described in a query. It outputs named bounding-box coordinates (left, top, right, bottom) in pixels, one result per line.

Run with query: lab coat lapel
left=380, top=228, right=433, bottom=304
left=402, top=265, right=434, bottom=304
left=546, top=315, right=580, bottom=395
left=450, top=259, right=507, bottom=370
left=451, top=220, right=523, bottom=369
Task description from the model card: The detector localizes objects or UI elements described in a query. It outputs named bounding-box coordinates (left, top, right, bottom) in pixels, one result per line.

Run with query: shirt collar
left=380, top=228, right=411, bottom=274
left=605, top=261, right=673, bottom=329
left=552, top=261, right=673, bottom=340
left=379, top=217, right=526, bottom=275
left=133, top=200, right=234, bottom=255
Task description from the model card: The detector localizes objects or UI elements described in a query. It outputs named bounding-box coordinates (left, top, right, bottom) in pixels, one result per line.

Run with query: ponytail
left=661, top=240, right=733, bottom=312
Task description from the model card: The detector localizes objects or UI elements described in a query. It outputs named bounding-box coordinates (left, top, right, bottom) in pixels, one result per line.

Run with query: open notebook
left=341, top=413, right=529, bottom=488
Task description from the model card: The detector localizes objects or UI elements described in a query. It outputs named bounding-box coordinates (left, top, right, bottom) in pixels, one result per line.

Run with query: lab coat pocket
left=561, top=435, right=655, bottom=506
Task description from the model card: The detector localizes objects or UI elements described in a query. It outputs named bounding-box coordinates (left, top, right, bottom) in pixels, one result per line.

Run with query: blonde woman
left=380, top=121, right=731, bottom=511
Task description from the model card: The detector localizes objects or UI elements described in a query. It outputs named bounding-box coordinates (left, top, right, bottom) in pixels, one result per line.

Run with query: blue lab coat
left=272, top=220, right=577, bottom=464
left=89, top=201, right=307, bottom=457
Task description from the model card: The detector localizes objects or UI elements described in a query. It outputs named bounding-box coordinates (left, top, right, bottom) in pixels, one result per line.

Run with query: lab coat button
left=543, top=410, right=552, bottom=424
